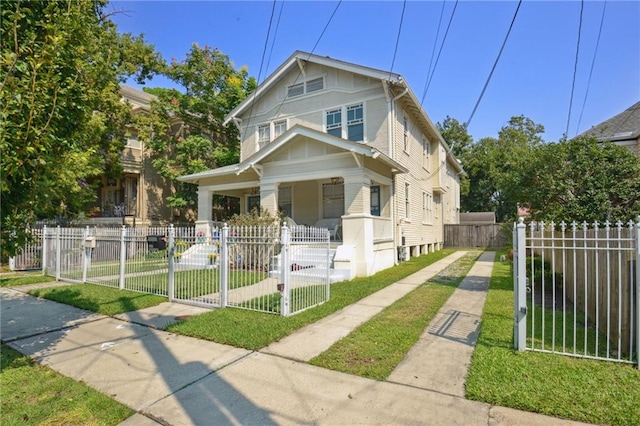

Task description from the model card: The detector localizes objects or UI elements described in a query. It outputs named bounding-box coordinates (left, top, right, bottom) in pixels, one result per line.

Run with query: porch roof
left=178, top=125, right=408, bottom=184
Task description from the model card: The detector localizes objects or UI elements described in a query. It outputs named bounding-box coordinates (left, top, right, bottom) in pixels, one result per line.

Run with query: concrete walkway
left=389, top=251, right=495, bottom=397
left=1, top=253, right=590, bottom=426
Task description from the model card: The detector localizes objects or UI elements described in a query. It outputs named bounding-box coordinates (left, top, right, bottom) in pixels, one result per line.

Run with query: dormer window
left=287, top=76, right=325, bottom=98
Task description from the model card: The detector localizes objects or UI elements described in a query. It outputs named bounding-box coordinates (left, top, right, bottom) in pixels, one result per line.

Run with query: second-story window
left=347, top=104, right=363, bottom=142
left=326, top=109, right=342, bottom=138
left=403, top=116, right=409, bottom=152
left=258, top=124, right=270, bottom=147
left=325, top=103, right=364, bottom=142
left=274, top=120, right=287, bottom=139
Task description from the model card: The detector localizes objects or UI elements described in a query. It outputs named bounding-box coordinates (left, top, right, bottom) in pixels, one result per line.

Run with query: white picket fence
left=513, top=218, right=640, bottom=368
left=14, top=224, right=332, bottom=316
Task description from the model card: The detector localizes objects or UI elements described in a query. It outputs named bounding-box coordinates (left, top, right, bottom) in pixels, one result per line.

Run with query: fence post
left=281, top=224, right=291, bottom=317
left=81, top=226, right=90, bottom=283
left=220, top=224, right=229, bottom=308
left=515, top=217, right=527, bottom=351
left=41, top=226, right=48, bottom=275
left=168, top=224, right=175, bottom=301
left=119, top=226, right=126, bottom=290
left=635, top=216, right=640, bottom=369
left=55, top=226, right=61, bottom=281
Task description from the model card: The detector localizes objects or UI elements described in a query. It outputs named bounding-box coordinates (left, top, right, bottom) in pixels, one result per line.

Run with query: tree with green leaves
left=437, top=115, right=473, bottom=159
left=518, top=136, right=640, bottom=223
left=1, top=0, right=164, bottom=258
left=134, top=44, right=256, bottom=212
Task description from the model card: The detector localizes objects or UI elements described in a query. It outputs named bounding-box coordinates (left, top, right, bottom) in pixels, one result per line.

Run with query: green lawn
left=1, top=344, right=134, bottom=425
left=465, top=252, right=640, bottom=426
left=310, top=251, right=480, bottom=380
left=0, top=272, right=57, bottom=287
left=28, top=284, right=167, bottom=316
left=166, top=249, right=457, bottom=350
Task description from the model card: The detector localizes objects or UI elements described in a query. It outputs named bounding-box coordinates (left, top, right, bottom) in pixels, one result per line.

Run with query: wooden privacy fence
left=444, top=224, right=508, bottom=249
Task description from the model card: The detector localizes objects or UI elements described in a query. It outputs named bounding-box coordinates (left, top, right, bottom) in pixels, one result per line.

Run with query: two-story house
left=83, top=85, right=175, bottom=226
left=179, top=52, right=464, bottom=278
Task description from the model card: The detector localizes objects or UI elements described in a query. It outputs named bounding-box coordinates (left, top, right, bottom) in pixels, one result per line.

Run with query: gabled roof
left=178, top=124, right=408, bottom=184
left=224, top=51, right=403, bottom=125
left=223, top=50, right=464, bottom=176
left=581, top=100, right=640, bottom=141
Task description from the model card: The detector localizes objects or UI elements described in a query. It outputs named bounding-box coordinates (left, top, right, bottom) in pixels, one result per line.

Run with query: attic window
left=287, top=83, right=304, bottom=97
left=306, top=77, right=324, bottom=93
left=287, top=77, right=324, bottom=98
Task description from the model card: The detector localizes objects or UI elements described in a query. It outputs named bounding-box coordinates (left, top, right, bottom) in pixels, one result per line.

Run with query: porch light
left=330, top=177, right=343, bottom=185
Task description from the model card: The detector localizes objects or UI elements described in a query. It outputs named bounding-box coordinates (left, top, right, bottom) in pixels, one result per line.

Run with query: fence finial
left=518, top=217, right=524, bottom=224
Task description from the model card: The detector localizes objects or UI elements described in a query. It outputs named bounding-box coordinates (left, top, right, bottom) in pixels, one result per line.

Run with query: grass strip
left=166, top=249, right=457, bottom=350
left=1, top=273, right=57, bottom=287
left=309, top=251, right=480, bottom=380
left=28, top=284, right=167, bottom=316
left=1, top=344, right=134, bottom=425
left=465, top=252, right=640, bottom=426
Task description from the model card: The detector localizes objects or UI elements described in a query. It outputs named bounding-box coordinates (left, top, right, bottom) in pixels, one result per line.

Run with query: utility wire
left=465, top=0, right=522, bottom=128
left=243, top=0, right=278, bottom=138
left=389, top=0, right=407, bottom=79
left=421, top=0, right=447, bottom=106
left=270, top=0, right=342, bottom=121
left=422, top=0, right=459, bottom=104
left=265, top=0, right=286, bottom=78
left=575, top=0, right=607, bottom=136
left=565, top=0, right=584, bottom=138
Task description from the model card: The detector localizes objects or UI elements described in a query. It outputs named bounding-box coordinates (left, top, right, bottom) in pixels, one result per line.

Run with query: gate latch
left=520, top=306, right=528, bottom=315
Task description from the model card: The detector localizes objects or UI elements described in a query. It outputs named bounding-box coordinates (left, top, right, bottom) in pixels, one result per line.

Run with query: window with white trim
left=326, top=109, right=342, bottom=138
left=322, top=181, right=344, bottom=218
left=278, top=186, right=292, bottom=217
left=405, top=183, right=410, bottom=220
left=287, top=77, right=324, bottom=98
left=258, top=124, right=270, bottom=147
left=423, top=192, right=432, bottom=223
left=274, top=120, right=287, bottom=139
left=422, top=135, right=430, bottom=170
left=370, top=185, right=380, bottom=216
left=403, top=116, right=409, bottom=152
left=347, top=104, right=364, bottom=142
left=325, top=103, right=364, bottom=142
left=287, top=83, right=304, bottom=98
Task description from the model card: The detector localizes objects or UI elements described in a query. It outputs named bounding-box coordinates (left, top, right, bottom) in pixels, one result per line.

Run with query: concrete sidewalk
left=1, top=253, right=590, bottom=426
left=262, top=250, right=470, bottom=361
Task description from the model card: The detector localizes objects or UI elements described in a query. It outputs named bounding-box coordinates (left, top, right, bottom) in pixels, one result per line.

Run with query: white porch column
left=260, top=182, right=279, bottom=217
left=343, top=175, right=370, bottom=215
left=342, top=175, right=375, bottom=276
left=195, top=187, right=213, bottom=240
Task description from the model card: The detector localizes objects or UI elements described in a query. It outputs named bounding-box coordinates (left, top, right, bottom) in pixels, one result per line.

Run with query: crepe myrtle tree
left=134, top=44, right=257, bottom=212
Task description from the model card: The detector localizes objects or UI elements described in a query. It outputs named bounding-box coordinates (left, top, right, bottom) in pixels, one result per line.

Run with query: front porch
left=179, top=126, right=407, bottom=278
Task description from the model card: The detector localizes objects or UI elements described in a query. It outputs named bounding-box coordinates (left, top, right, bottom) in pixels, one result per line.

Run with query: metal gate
left=513, top=218, right=639, bottom=368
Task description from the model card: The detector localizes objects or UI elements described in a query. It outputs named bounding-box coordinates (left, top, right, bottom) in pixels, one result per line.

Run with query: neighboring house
left=179, top=51, right=465, bottom=278
left=82, top=85, right=175, bottom=226
left=459, top=212, right=496, bottom=225
left=580, top=100, right=640, bottom=157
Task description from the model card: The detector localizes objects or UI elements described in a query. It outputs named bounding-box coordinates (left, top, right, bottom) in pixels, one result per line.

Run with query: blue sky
left=111, top=0, right=639, bottom=143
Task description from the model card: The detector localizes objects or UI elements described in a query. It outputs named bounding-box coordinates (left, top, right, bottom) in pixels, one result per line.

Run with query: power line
left=389, top=0, right=407, bottom=79
left=242, top=0, right=278, bottom=138
left=465, top=0, right=522, bottom=128
left=269, top=0, right=343, bottom=121
left=421, top=1, right=447, bottom=106
left=575, top=0, right=607, bottom=136
left=565, top=0, right=584, bottom=138
left=265, top=0, right=286, bottom=78
left=422, top=0, right=459, bottom=104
